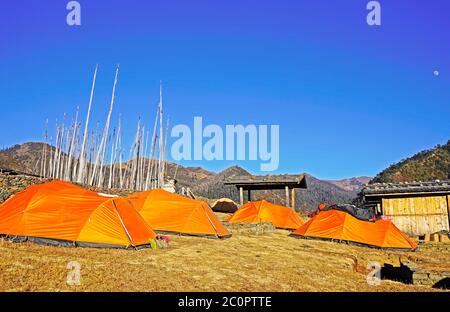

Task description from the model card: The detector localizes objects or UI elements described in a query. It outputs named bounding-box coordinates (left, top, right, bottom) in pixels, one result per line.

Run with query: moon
left=433, top=70, right=440, bottom=76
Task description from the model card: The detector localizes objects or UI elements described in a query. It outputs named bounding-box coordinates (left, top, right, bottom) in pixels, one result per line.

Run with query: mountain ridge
left=370, top=140, right=450, bottom=183
left=0, top=142, right=367, bottom=212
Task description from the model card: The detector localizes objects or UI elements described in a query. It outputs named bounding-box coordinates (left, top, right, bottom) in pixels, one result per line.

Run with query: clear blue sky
left=0, top=0, right=449, bottom=179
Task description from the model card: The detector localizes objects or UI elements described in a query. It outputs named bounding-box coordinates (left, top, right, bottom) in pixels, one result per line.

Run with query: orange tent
left=227, top=200, right=304, bottom=229
left=127, top=189, right=231, bottom=238
left=0, top=180, right=156, bottom=248
left=290, top=210, right=418, bottom=250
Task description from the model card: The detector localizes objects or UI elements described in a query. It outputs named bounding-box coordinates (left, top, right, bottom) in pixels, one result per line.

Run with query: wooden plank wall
left=382, top=196, right=450, bottom=236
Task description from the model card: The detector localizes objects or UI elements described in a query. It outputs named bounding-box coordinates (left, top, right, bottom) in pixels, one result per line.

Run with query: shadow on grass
left=381, top=263, right=413, bottom=284
left=433, top=277, right=450, bottom=290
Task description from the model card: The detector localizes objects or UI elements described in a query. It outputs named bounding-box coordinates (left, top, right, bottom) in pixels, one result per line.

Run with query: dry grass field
left=0, top=213, right=449, bottom=292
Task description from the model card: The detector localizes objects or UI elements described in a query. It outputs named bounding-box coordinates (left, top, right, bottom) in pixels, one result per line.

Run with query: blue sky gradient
left=0, top=0, right=449, bottom=179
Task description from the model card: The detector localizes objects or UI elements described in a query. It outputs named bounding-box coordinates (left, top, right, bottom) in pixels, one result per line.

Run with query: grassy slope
left=0, top=213, right=448, bottom=292
left=371, top=141, right=450, bottom=183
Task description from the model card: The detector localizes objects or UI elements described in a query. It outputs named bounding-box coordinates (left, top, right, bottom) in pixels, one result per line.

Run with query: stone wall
left=0, top=174, right=48, bottom=204
left=0, top=172, right=135, bottom=204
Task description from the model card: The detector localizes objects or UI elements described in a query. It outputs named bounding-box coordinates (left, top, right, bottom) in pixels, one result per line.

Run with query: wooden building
left=224, top=174, right=307, bottom=209
left=361, top=180, right=450, bottom=236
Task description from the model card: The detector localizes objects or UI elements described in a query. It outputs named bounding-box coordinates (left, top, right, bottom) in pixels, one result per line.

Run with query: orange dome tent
left=290, top=210, right=418, bottom=250
left=0, top=180, right=156, bottom=248
left=127, top=189, right=231, bottom=238
left=227, top=200, right=304, bottom=229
